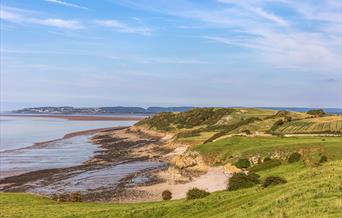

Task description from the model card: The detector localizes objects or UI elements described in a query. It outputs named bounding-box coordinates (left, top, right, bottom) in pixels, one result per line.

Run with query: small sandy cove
left=136, top=167, right=229, bottom=201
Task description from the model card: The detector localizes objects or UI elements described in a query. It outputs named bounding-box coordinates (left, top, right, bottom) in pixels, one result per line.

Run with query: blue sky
left=0, top=0, right=341, bottom=110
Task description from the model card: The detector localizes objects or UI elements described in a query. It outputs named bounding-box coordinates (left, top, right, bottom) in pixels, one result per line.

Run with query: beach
left=0, top=121, right=229, bottom=202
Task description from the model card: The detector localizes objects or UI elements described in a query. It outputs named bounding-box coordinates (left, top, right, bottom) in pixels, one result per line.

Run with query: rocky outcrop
left=223, top=163, right=242, bottom=175
left=129, top=126, right=176, bottom=143
left=167, top=152, right=208, bottom=183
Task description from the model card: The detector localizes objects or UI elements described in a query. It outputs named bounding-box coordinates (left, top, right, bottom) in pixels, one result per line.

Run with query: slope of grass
left=138, top=108, right=340, bottom=145
left=194, top=136, right=342, bottom=165
left=1, top=161, right=341, bottom=218
left=275, top=116, right=342, bottom=134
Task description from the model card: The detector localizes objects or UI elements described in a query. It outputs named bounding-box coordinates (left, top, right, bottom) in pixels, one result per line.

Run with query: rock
left=249, top=155, right=261, bottom=165
left=187, top=155, right=208, bottom=173
left=168, top=153, right=208, bottom=182
left=168, top=166, right=192, bottom=183
left=223, top=163, right=242, bottom=175
left=170, top=155, right=197, bottom=169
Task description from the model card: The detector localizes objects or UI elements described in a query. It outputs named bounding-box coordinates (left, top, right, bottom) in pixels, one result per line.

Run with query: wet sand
left=0, top=127, right=170, bottom=201
left=0, top=126, right=229, bottom=202
left=32, top=127, right=126, bottom=148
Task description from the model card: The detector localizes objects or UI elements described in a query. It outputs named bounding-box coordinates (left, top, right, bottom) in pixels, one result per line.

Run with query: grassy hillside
left=137, top=108, right=341, bottom=145
left=274, top=116, right=342, bottom=134
left=1, top=160, right=341, bottom=217
left=194, top=136, right=342, bottom=165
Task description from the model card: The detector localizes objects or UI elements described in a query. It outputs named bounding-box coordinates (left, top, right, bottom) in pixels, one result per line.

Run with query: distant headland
left=9, top=106, right=342, bottom=115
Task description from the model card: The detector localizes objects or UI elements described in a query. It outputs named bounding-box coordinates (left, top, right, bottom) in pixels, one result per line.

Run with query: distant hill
left=258, top=107, right=342, bottom=114
left=11, top=106, right=341, bottom=115
left=12, top=106, right=194, bottom=115
left=136, top=107, right=342, bottom=138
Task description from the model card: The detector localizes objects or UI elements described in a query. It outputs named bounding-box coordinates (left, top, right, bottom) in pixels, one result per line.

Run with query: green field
left=1, top=160, right=341, bottom=218
left=140, top=108, right=341, bottom=146
left=275, top=116, right=342, bottom=134
left=194, top=136, right=342, bottom=165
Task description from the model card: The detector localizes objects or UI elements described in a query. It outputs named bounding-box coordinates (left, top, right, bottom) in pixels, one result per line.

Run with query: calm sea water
left=0, top=116, right=136, bottom=152
left=0, top=116, right=137, bottom=178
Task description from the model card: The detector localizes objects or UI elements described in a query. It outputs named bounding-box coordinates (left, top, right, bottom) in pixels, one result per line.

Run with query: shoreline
left=32, top=126, right=129, bottom=148
left=0, top=126, right=171, bottom=201
left=0, top=114, right=144, bottom=121
left=0, top=126, right=228, bottom=202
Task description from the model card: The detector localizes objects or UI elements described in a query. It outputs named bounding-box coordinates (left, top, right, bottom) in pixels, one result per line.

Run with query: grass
left=194, top=136, right=342, bottom=165
left=275, top=116, right=342, bottom=134
left=1, top=160, right=341, bottom=217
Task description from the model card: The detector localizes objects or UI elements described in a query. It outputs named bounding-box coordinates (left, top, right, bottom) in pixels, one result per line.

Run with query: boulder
left=170, top=155, right=197, bottom=169
left=223, top=163, right=242, bottom=174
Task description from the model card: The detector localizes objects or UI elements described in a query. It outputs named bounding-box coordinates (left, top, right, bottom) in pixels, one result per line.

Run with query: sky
left=0, top=0, right=341, bottom=110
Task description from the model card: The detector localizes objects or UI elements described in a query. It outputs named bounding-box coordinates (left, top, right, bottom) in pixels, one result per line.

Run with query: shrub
left=162, top=190, right=172, bottom=201
left=249, top=159, right=282, bottom=172
left=275, top=110, right=290, bottom=116
left=228, top=173, right=260, bottom=191
left=248, top=172, right=260, bottom=180
left=137, top=108, right=237, bottom=131
left=288, top=152, right=301, bottom=163
left=269, top=119, right=285, bottom=132
left=319, top=155, right=328, bottom=164
left=262, top=176, right=287, bottom=188
left=241, top=129, right=251, bottom=135
left=307, top=109, right=326, bottom=117
left=263, top=157, right=272, bottom=162
left=234, top=158, right=251, bottom=169
left=285, top=116, right=292, bottom=122
left=186, top=188, right=210, bottom=200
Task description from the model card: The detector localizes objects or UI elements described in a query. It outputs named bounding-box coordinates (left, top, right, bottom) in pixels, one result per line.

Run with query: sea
left=0, top=115, right=137, bottom=178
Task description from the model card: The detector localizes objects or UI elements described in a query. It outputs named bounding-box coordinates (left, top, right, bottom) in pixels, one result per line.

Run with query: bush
left=241, top=129, right=251, bottom=135
left=307, top=109, right=326, bottom=117
left=234, top=158, right=251, bottom=169
left=186, top=188, right=210, bottom=200
left=262, top=176, right=287, bottom=188
left=319, top=155, right=328, bottom=164
left=248, top=172, right=260, bottom=180
left=263, top=157, right=272, bottom=162
left=288, top=152, right=301, bottom=163
left=228, top=173, right=260, bottom=191
left=269, top=119, right=285, bottom=132
left=249, top=159, right=282, bottom=172
left=162, top=190, right=172, bottom=200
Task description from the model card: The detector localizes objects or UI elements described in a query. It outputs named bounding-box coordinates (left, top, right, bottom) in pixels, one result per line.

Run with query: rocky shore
left=0, top=125, right=229, bottom=202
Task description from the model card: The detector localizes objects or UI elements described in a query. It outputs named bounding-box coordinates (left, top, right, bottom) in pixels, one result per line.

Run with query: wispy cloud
left=95, top=20, right=152, bottom=35
left=118, top=0, right=341, bottom=74
left=216, top=0, right=289, bottom=26
left=108, top=55, right=207, bottom=64
left=45, top=0, right=89, bottom=10
left=0, top=6, right=83, bottom=29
